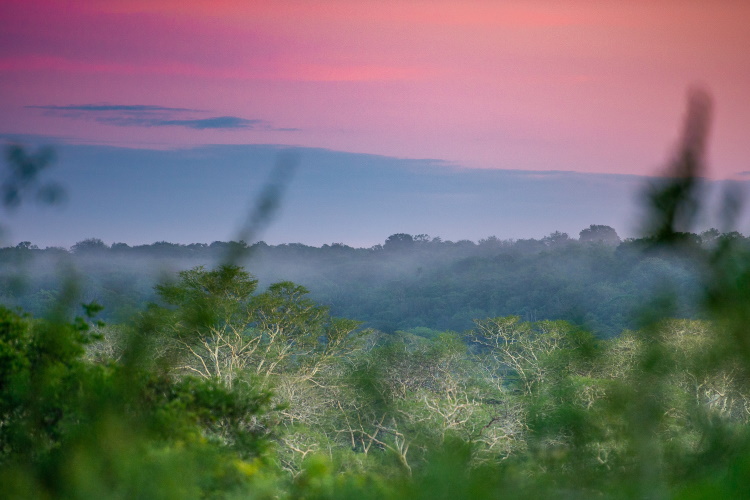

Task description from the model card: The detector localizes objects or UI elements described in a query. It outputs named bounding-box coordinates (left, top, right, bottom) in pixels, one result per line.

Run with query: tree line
left=1, top=225, right=742, bottom=336
left=4, top=89, right=750, bottom=497
left=3, top=250, right=750, bottom=497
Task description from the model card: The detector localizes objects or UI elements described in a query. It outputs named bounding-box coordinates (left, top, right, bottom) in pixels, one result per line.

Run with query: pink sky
left=1, top=0, right=749, bottom=177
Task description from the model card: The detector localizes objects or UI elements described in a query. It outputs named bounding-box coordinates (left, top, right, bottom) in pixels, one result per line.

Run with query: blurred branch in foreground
left=222, top=149, right=299, bottom=265
left=642, top=88, right=712, bottom=244
left=2, top=143, right=65, bottom=211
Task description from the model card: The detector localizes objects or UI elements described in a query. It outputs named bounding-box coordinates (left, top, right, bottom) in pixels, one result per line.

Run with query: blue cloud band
left=27, top=104, right=297, bottom=131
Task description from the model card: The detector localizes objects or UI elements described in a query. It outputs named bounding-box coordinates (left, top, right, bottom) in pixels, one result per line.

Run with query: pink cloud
left=1, top=1, right=749, bottom=178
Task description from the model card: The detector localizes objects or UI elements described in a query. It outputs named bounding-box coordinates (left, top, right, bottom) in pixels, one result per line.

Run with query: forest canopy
left=0, top=224, right=731, bottom=337
left=3, top=91, right=750, bottom=498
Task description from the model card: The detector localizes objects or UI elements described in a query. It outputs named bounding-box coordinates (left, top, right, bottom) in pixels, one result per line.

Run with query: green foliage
left=148, top=265, right=362, bottom=391
left=5, top=91, right=750, bottom=498
left=0, top=299, right=276, bottom=499
left=1, top=225, right=727, bottom=336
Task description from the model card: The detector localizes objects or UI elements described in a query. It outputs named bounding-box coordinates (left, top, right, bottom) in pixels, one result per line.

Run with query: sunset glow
left=1, top=0, right=749, bottom=177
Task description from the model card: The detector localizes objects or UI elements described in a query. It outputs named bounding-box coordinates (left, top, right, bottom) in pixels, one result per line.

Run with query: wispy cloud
left=27, top=104, right=297, bottom=131
left=153, top=116, right=265, bottom=130
left=29, top=104, right=195, bottom=112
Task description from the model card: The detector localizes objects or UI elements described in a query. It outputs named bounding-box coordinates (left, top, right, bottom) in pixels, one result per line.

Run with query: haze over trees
left=579, top=224, right=621, bottom=245
left=3, top=90, right=750, bottom=498
left=0, top=223, right=720, bottom=337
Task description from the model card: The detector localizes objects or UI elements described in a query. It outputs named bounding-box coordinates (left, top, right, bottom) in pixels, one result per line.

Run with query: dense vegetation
left=3, top=91, right=750, bottom=498
left=3, top=242, right=750, bottom=498
left=0, top=225, right=723, bottom=337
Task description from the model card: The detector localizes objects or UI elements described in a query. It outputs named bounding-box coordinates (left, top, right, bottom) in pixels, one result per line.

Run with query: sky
left=1, top=1, right=749, bottom=246
left=0, top=141, right=657, bottom=247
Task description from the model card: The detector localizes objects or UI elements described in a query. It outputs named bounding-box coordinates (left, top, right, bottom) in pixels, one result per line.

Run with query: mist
left=1, top=225, right=716, bottom=338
